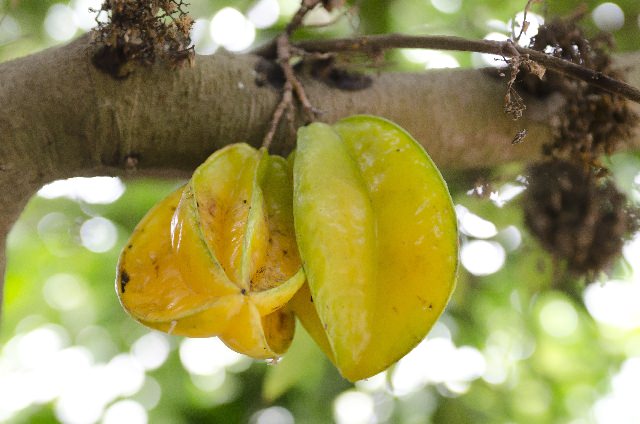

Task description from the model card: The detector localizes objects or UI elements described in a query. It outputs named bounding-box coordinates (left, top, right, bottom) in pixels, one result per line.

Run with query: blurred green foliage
left=2, top=1, right=640, bottom=423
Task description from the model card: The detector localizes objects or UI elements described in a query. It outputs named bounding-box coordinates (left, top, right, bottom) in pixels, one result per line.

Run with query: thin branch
left=261, top=0, right=324, bottom=150
left=289, top=34, right=640, bottom=104
left=286, top=0, right=323, bottom=34
left=262, top=81, right=293, bottom=150
left=278, top=34, right=317, bottom=121
left=513, top=0, right=541, bottom=42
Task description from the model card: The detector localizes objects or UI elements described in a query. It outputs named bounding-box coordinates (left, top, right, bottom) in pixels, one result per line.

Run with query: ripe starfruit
left=290, top=115, right=458, bottom=381
left=117, top=144, right=304, bottom=359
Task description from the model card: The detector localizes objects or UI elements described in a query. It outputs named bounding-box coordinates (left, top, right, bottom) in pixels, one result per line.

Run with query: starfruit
left=117, top=144, right=304, bottom=359
left=290, top=115, right=458, bottom=381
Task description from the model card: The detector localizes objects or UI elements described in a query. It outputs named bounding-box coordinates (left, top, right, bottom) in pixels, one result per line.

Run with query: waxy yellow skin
left=292, top=116, right=458, bottom=381
left=117, top=144, right=304, bottom=359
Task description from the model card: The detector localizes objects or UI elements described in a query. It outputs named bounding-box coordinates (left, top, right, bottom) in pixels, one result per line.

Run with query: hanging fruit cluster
left=117, top=115, right=458, bottom=381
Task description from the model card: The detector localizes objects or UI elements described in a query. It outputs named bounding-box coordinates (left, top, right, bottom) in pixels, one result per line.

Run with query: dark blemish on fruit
left=428, top=303, right=433, bottom=310
left=283, top=249, right=288, bottom=255
left=241, top=288, right=247, bottom=295
left=120, top=270, right=130, bottom=293
left=127, top=244, right=132, bottom=250
left=310, top=296, right=313, bottom=303
left=243, top=199, right=247, bottom=204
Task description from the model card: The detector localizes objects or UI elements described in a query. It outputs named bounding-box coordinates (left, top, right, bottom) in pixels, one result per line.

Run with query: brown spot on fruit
left=120, top=270, right=130, bottom=293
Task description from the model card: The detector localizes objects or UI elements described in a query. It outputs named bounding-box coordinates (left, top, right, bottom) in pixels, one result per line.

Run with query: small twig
left=303, top=2, right=359, bottom=29
left=286, top=0, right=323, bottom=34
left=514, top=0, right=538, bottom=43
left=291, top=34, right=640, bottom=104
left=260, top=0, right=325, bottom=150
left=277, top=34, right=317, bottom=122
left=262, top=81, right=293, bottom=150
left=261, top=0, right=324, bottom=149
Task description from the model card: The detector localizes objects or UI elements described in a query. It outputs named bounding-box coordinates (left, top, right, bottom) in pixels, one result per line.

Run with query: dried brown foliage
left=91, top=0, right=194, bottom=78
left=528, top=15, right=637, bottom=163
left=520, top=14, right=638, bottom=278
left=524, top=160, right=637, bottom=276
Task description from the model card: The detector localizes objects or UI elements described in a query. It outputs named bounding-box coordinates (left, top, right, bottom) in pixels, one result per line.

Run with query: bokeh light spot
left=191, top=18, right=218, bottom=55
left=623, top=234, right=640, bottom=273
left=491, top=183, right=526, bottom=207
left=104, top=354, right=146, bottom=397
left=37, top=212, right=78, bottom=257
left=392, top=337, right=486, bottom=396
left=44, top=4, right=78, bottom=42
left=80, top=217, right=117, bottom=253
left=431, top=0, right=462, bottom=14
left=250, top=406, right=295, bottom=424
left=43, top=273, right=89, bottom=311
left=134, top=376, right=162, bottom=410
left=38, top=177, right=125, bottom=204
left=210, top=8, right=255, bottom=52
left=584, top=280, right=640, bottom=329
left=401, top=49, right=459, bottom=68
left=18, top=325, right=70, bottom=369
left=538, top=298, right=579, bottom=338
left=593, top=357, right=640, bottom=424
left=248, top=0, right=280, bottom=29
left=592, top=2, right=625, bottom=32
left=0, top=15, right=21, bottom=44
left=131, top=332, right=171, bottom=371
left=179, top=338, right=249, bottom=375
left=456, top=205, right=498, bottom=238
left=461, top=240, right=506, bottom=276
left=71, top=0, right=103, bottom=31
left=334, top=390, right=375, bottom=424
left=497, top=225, right=522, bottom=252
left=102, top=400, right=148, bottom=424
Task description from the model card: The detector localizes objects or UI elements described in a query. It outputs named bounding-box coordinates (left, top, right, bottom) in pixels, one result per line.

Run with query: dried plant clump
left=91, top=0, right=194, bottom=78
left=526, top=15, right=637, bottom=164
left=524, top=160, right=637, bottom=276
left=517, top=13, right=638, bottom=278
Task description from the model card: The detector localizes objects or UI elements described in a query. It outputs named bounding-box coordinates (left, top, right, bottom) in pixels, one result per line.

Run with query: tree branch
left=1, top=35, right=639, bottom=302
left=290, top=34, right=640, bottom=104
left=255, top=33, right=640, bottom=103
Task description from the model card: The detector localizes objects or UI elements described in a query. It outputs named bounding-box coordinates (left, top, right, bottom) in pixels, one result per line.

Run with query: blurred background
left=1, top=1, right=640, bottom=423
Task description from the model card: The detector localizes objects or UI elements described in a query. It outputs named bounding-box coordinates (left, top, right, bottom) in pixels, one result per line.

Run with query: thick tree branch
left=1, top=35, right=639, bottom=303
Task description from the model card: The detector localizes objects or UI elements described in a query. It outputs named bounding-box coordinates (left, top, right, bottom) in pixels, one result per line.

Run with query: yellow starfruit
left=291, top=115, right=458, bottom=381
left=117, top=144, right=304, bottom=359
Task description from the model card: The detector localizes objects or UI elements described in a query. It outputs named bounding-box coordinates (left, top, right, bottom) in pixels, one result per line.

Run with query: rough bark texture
left=1, top=35, right=639, bottom=307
